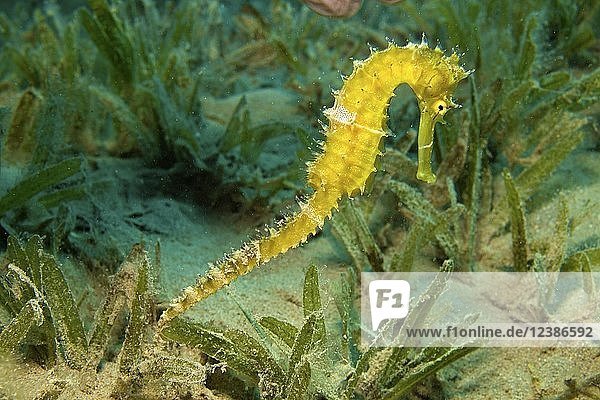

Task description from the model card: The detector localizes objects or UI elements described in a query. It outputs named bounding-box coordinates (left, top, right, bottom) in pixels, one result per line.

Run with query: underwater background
left=0, top=0, right=598, bottom=399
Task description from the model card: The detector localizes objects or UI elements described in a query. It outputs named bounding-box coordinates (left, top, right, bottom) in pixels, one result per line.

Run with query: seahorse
left=157, top=41, right=469, bottom=330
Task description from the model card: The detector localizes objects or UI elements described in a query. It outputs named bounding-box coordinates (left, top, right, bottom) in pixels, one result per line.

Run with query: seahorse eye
left=433, top=100, right=447, bottom=112
left=432, top=100, right=449, bottom=119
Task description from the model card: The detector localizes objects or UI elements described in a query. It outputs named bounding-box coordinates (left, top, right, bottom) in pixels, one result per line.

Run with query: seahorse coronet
left=157, top=41, right=469, bottom=330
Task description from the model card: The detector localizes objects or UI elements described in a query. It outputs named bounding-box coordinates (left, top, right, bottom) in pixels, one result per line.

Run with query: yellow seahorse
left=157, top=41, right=469, bottom=330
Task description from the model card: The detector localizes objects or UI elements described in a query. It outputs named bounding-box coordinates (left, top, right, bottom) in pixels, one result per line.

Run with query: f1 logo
left=369, top=280, right=410, bottom=330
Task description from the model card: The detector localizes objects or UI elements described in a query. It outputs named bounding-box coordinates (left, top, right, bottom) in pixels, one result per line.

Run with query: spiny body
left=158, top=42, right=469, bottom=329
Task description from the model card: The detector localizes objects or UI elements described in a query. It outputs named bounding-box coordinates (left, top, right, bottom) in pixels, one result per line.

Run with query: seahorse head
left=410, top=44, right=470, bottom=183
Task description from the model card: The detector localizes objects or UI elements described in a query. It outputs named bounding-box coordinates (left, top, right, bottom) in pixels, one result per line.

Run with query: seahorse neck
left=334, top=45, right=428, bottom=131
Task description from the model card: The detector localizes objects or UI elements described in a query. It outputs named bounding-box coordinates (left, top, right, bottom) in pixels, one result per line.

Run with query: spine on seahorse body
left=158, top=41, right=469, bottom=329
